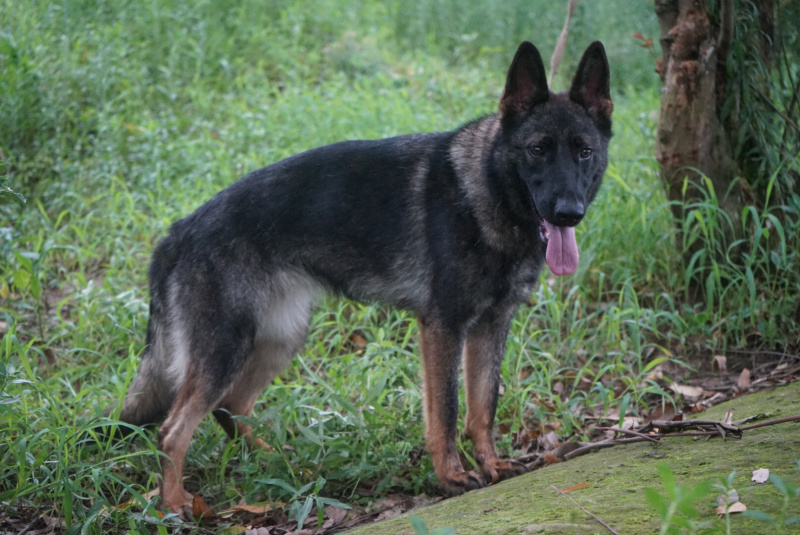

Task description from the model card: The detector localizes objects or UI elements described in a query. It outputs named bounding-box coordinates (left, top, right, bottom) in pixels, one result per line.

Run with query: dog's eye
left=579, top=148, right=593, bottom=160
left=530, top=146, right=544, bottom=157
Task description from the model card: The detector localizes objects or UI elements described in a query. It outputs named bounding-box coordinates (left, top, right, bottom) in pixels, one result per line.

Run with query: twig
left=551, top=485, right=620, bottom=535
left=640, top=419, right=742, bottom=437
left=548, top=0, right=578, bottom=87
left=738, top=414, right=800, bottom=430
left=594, top=426, right=661, bottom=443
left=725, top=348, right=800, bottom=361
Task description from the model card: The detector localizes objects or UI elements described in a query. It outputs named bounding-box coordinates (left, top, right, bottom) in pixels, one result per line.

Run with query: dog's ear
left=499, top=41, right=549, bottom=120
left=569, top=41, right=613, bottom=119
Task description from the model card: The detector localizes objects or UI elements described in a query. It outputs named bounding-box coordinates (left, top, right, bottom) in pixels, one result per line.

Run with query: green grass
left=1, top=1, right=799, bottom=533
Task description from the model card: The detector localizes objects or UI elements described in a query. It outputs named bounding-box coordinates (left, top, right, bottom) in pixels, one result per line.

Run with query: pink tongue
left=543, top=221, right=579, bottom=275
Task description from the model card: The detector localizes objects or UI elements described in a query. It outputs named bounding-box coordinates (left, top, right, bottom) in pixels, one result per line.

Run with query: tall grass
left=1, top=0, right=798, bottom=532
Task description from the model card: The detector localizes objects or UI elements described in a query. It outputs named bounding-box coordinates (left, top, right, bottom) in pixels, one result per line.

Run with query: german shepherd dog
left=113, top=41, right=612, bottom=515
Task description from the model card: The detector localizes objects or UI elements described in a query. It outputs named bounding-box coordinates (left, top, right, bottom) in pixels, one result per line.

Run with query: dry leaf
left=229, top=503, right=275, bottom=515
left=716, top=501, right=747, bottom=515
left=752, top=468, right=770, bottom=483
left=192, top=494, right=214, bottom=519
left=645, top=401, right=678, bottom=423
left=670, top=384, right=704, bottom=398
left=323, top=504, right=350, bottom=526
left=142, top=488, right=161, bottom=501
left=0, top=320, right=7, bottom=335
left=348, top=332, right=367, bottom=348
left=645, top=366, right=663, bottom=382
left=713, top=355, right=728, bottom=373
left=539, top=430, right=560, bottom=450
left=44, top=347, right=58, bottom=365
left=737, top=368, right=751, bottom=388
left=543, top=452, right=561, bottom=464
left=561, top=482, right=591, bottom=493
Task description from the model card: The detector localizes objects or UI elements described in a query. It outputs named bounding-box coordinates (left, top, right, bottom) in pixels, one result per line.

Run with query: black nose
left=553, top=199, right=585, bottom=226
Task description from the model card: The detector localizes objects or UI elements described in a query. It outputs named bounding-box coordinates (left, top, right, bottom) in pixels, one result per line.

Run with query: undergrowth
left=1, top=0, right=798, bottom=533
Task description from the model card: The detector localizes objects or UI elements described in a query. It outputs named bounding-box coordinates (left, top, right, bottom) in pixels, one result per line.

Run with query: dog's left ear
left=569, top=41, right=613, bottom=119
left=499, top=41, right=549, bottom=120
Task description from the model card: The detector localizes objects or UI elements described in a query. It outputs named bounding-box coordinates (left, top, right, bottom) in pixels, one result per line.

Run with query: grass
left=1, top=0, right=799, bottom=533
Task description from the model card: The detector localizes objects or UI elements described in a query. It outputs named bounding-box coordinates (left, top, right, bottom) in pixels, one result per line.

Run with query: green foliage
left=715, top=0, right=800, bottom=206
left=411, top=515, right=455, bottom=535
left=744, top=462, right=800, bottom=534
left=644, top=463, right=713, bottom=535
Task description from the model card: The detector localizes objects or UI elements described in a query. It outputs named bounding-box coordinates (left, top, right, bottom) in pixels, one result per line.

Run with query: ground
left=348, top=381, right=800, bottom=534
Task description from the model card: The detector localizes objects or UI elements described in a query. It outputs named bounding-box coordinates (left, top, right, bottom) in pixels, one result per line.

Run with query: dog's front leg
left=464, top=309, right=528, bottom=484
left=418, top=318, right=484, bottom=495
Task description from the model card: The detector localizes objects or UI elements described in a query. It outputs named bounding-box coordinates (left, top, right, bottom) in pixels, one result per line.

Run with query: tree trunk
left=653, top=0, right=745, bottom=261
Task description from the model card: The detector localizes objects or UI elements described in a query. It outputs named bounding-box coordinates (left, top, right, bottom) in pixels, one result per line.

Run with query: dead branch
left=548, top=0, right=579, bottom=87
left=738, top=414, right=800, bottom=430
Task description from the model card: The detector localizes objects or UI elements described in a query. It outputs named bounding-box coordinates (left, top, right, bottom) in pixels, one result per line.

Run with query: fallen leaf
left=737, top=368, right=751, bottom=388
left=322, top=504, right=350, bottom=527
left=543, top=452, right=561, bottom=464
left=229, top=503, right=275, bottom=515
left=348, top=332, right=367, bottom=348
left=44, top=347, right=57, bottom=365
left=713, top=355, right=728, bottom=374
left=0, top=320, right=7, bottom=335
left=645, top=401, right=678, bottom=423
left=561, top=483, right=591, bottom=493
left=670, top=384, right=705, bottom=398
left=752, top=468, right=770, bottom=483
left=716, top=501, right=747, bottom=515
left=217, top=527, right=249, bottom=535
left=192, top=494, right=215, bottom=519
left=539, top=430, right=560, bottom=450
left=645, top=366, right=663, bottom=382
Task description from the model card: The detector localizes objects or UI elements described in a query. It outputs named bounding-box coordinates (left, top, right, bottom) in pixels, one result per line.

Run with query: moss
left=348, top=381, right=800, bottom=534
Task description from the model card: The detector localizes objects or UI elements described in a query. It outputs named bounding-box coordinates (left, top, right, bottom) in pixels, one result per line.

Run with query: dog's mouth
left=532, top=205, right=580, bottom=276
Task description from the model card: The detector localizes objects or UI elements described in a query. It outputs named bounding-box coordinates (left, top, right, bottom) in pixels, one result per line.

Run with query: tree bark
left=653, top=0, right=744, bottom=257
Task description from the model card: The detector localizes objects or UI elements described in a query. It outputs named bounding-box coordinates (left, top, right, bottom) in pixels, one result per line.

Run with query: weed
left=744, top=462, right=800, bottom=534
left=644, top=463, right=713, bottom=535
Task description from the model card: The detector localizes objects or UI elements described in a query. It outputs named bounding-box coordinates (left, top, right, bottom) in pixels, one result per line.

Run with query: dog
left=111, top=40, right=612, bottom=515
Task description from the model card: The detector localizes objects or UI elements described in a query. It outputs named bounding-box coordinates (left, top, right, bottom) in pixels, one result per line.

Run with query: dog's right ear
left=499, top=41, right=549, bottom=121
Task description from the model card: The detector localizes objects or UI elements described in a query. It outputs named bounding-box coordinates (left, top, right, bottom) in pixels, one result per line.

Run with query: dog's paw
left=478, top=457, right=529, bottom=484
left=439, top=470, right=485, bottom=496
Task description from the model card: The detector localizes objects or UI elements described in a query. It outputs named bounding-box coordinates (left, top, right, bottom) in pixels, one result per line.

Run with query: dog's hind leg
left=212, top=339, right=299, bottom=452
left=463, top=308, right=528, bottom=484
left=157, top=374, right=215, bottom=517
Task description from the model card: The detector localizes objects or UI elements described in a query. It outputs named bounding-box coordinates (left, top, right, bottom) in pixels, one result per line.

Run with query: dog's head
left=498, top=41, right=612, bottom=276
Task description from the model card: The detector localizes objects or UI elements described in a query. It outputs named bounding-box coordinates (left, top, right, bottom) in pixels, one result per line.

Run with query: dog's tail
left=105, top=240, right=179, bottom=431
left=103, top=322, right=174, bottom=433
left=109, top=351, right=172, bottom=428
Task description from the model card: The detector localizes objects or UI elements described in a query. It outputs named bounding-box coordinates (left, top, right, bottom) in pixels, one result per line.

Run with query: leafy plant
left=255, top=476, right=351, bottom=530
left=644, top=463, right=713, bottom=535
left=744, top=462, right=800, bottom=534
left=410, top=515, right=455, bottom=535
